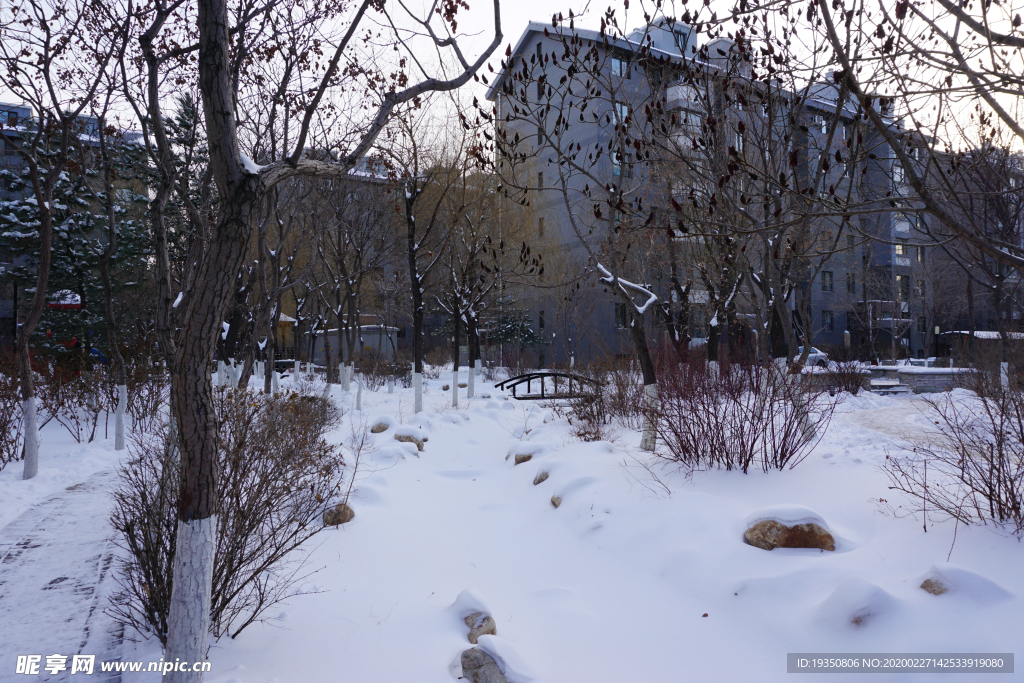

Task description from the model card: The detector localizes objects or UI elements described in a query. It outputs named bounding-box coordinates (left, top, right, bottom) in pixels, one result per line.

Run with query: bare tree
left=119, top=0, right=505, bottom=676
left=0, top=0, right=130, bottom=478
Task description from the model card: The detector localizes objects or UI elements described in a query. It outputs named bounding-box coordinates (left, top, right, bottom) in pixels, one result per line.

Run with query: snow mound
left=449, top=589, right=491, bottom=621
left=919, top=565, right=1012, bottom=602
left=505, top=441, right=554, bottom=462
left=745, top=505, right=830, bottom=530
left=817, top=576, right=897, bottom=629
left=476, top=634, right=536, bottom=683
left=368, top=414, right=396, bottom=431
left=372, top=445, right=409, bottom=465
left=393, top=424, right=427, bottom=440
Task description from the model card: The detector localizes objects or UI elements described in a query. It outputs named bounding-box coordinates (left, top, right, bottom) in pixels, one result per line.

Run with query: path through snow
left=0, top=470, right=123, bottom=681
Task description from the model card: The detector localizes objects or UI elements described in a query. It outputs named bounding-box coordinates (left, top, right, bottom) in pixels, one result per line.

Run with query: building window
left=822, top=310, right=835, bottom=331
left=614, top=102, right=630, bottom=126
left=735, top=130, right=744, bottom=153
left=613, top=152, right=633, bottom=178
left=917, top=316, right=927, bottom=333
left=539, top=310, right=545, bottom=330
left=537, top=171, right=543, bottom=188
left=892, top=162, right=909, bottom=187
left=611, top=57, right=630, bottom=78
left=846, top=272, right=856, bottom=294
left=538, top=217, right=545, bottom=238
left=896, top=274, right=909, bottom=302
left=916, top=245, right=924, bottom=263
left=846, top=232, right=855, bottom=252
left=916, top=279, right=925, bottom=297
left=821, top=271, right=834, bottom=292
left=614, top=302, right=628, bottom=328
left=6, top=111, right=17, bottom=127
left=895, top=239, right=907, bottom=256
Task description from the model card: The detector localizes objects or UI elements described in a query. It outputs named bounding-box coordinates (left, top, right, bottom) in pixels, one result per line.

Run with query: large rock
left=920, top=578, right=948, bottom=596
left=370, top=422, right=389, bottom=434
left=514, top=453, right=532, bottom=465
left=550, top=496, right=562, bottom=509
left=464, top=611, right=497, bottom=644
left=744, top=519, right=835, bottom=551
left=460, top=648, right=507, bottom=683
left=323, top=503, right=355, bottom=526
left=394, top=433, right=424, bottom=451
left=533, top=471, right=549, bottom=485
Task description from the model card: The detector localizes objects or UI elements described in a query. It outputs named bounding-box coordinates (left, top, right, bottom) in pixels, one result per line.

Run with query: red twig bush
left=653, top=355, right=840, bottom=473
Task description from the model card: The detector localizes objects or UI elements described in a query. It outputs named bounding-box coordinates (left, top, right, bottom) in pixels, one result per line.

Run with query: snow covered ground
left=2, top=373, right=1022, bottom=682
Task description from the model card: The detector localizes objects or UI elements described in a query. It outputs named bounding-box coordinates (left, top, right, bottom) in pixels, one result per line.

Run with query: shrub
left=653, top=356, right=839, bottom=473
left=109, top=386, right=348, bottom=643
left=126, top=359, right=169, bottom=433
left=828, top=360, right=869, bottom=395
left=883, top=368, right=1024, bottom=537
left=0, top=350, right=22, bottom=470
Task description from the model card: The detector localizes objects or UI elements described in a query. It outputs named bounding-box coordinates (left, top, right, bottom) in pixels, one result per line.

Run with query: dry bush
left=828, top=361, right=870, bottom=395
left=109, top=386, right=348, bottom=643
left=883, top=368, right=1024, bottom=537
left=126, top=360, right=169, bottom=433
left=38, top=355, right=106, bottom=443
left=599, top=358, right=646, bottom=430
left=360, top=351, right=412, bottom=391
left=654, top=356, right=839, bottom=473
left=0, top=350, right=23, bottom=470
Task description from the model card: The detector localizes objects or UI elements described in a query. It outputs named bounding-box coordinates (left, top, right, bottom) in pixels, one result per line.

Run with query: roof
left=486, top=20, right=707, bottom=101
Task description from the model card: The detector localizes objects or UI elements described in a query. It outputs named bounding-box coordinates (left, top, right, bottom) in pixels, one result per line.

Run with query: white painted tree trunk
left=341, top=363, right=350, bottom=392
left=21, top=397, right=39, bottom=480
left=272, top=371, right=280, bottom=395
left=216, top=361, right=226, bottom=388
left=475, top=359, right=482, bottom=376
left=639, top=383, right=658, bottom=452
left=1001, top=362, right=1009, bottom=390
left=387, top=377, right=394, bottom=394
left=355, top=373, right=363, bottom=411
left=452, top=368, right=459, bottom=408
left=413, top=371, right=423, bottom=413
left=294, top=359, right=300, bottom=378
left=114, top=384, right=127, bottom=451
left=165, top=515, right=217, bottom=683
left=467, top=363, right=475, bottom=398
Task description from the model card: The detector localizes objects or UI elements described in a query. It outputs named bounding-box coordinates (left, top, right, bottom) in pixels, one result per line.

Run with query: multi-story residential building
left=487, top=17, right=933, bottom=363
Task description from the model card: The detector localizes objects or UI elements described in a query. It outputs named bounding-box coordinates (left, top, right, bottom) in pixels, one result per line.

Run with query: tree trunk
left=17, top=196, right=55, bottom=479
left=452, top=309, right=460, bottom=408
left=97, top=150, right=126, bottom=450
left=165, top=0, right=262, bottom=675
left=627, top=308, right=658, bottom=452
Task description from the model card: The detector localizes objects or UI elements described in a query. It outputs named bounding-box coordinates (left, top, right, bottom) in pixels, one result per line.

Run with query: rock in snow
left=744, top=520, right=835, bottom=552
left=550, top=496, right=562, bottom=509
left=744, top=505, right=835, bottom=551
left=460, top=648, right=507, bottom=683
left=323, top=503, right=354, bottom=526
left=394, top=433, right=424, bottom=451
left=465, top=611, right=498, bottom=644
left=532, top=471, right=549, bottom=485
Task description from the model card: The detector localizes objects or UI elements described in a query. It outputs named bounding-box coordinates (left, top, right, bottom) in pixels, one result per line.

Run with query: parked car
left=796, top=346, right=829, bottom=367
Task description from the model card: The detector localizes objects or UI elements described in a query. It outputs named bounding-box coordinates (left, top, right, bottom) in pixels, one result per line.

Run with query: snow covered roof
left=943, top=330, right=1024, bottom=340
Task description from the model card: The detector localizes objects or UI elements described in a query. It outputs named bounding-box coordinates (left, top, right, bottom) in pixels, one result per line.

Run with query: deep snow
left=1, top=372, right=1022, bottom=682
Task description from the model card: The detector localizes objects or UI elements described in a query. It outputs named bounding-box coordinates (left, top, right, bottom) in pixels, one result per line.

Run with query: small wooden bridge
left=494, top=371, right=604, bottom=400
